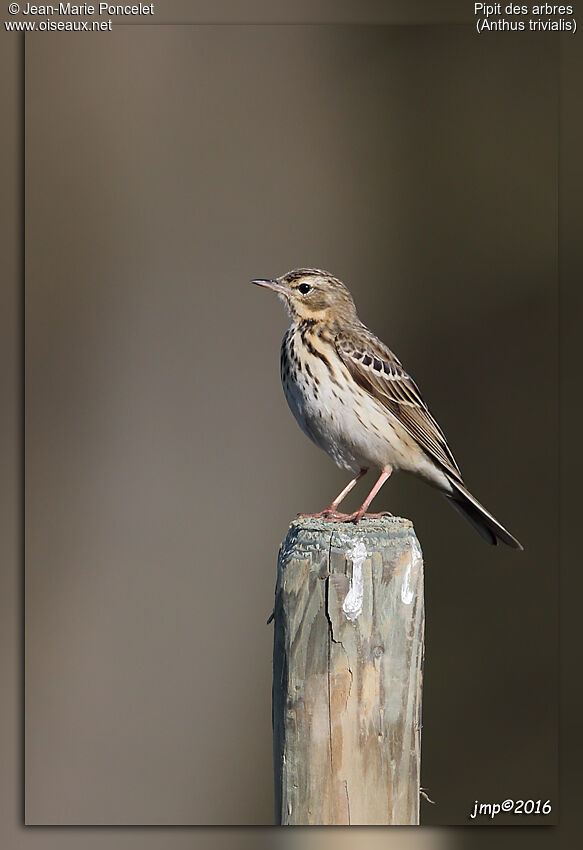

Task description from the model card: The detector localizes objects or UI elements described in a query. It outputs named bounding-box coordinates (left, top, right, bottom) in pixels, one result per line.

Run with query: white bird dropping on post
left=342, top=539, right=367, bottom=621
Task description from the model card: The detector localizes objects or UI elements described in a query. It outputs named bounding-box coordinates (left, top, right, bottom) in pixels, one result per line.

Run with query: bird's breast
left=280, top=327, right=425, bottom=475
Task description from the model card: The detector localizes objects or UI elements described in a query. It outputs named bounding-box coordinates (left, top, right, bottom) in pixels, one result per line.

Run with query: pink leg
left=297, top=468, right=368, bottom=521
left=329, top=468, right=368, bottom=511
left=342, top=468, right=393, bottom=523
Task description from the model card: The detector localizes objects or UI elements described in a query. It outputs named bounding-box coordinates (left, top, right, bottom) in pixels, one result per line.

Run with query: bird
left=252, top=268, right=522, bottom=549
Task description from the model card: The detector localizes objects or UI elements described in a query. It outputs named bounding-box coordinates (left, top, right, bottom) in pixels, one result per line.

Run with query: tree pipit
left=253, top=268, right=522, bottom=548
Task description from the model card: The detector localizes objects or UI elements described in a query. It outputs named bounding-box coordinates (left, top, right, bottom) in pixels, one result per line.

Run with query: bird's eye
left=298, top=283, right=312, bottom=295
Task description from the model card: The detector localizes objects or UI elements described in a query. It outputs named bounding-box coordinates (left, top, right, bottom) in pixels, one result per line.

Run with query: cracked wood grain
left=272, top=516, right=424, bottom=825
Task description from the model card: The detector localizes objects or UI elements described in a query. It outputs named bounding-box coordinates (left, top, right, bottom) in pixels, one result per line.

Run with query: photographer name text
left=18, top=3, right=154, bottom=14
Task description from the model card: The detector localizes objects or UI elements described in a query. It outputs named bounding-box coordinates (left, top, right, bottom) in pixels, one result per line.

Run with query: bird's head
left=252, top=268, right=358, bottom=324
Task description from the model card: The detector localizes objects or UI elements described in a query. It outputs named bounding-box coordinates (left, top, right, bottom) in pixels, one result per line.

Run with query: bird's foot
left=339, top=510, right=394, bottom=524
left=297, top=509, right=394, bottom=523
left=296, top=509, right=354, bottom=522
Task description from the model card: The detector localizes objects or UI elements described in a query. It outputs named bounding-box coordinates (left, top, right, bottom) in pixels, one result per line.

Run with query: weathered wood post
left=272, top=516, right=424, bottom=826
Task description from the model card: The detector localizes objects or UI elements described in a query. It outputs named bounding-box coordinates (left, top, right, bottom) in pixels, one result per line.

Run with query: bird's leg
left=297, top=468, right=368, bottom=520
left=342, top=468, right=393, bottom=523
left=327, top=468, right=368, bottom=512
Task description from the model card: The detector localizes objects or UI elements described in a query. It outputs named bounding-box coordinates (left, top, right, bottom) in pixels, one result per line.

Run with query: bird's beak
left=251, top=278, right=291, bottom=296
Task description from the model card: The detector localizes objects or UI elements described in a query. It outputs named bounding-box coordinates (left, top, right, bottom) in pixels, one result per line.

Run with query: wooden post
left=272, top=516, right=424, bottom=826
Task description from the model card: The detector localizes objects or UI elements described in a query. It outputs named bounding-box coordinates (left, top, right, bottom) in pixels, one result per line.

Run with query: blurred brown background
left=20, top=12, right=558, bottom=829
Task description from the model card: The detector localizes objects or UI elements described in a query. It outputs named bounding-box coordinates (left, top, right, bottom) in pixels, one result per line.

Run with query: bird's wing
left=335, top=329, right=463, bottom=482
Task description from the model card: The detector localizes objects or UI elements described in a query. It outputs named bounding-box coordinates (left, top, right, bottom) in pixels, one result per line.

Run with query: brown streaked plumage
left=252, top=268, right=522, bottom=549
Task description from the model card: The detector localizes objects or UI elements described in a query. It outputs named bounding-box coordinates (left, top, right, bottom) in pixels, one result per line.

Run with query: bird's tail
left=444, top=479, right=523, bottom=550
